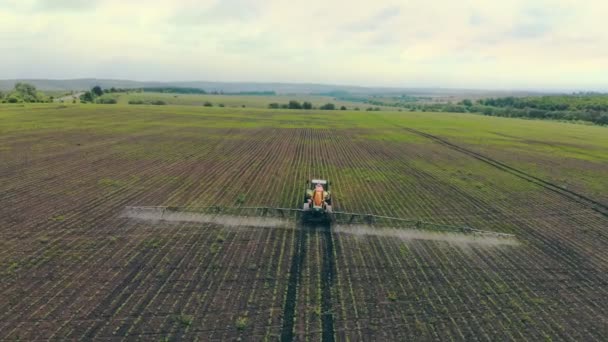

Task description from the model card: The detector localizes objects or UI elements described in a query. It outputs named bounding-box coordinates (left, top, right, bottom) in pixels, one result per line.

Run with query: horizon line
left=1, top=77, right=607, bottom=94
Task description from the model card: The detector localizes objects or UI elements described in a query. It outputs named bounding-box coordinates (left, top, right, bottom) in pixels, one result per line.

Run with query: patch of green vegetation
left=235, top=193, right=246, bottom=205
left=531, top=297, right=546, bottom=305
left=143, top=239, right=161, bottom=249
left=50, top=215, right=66, bottom=222
left=399, top=245, right=410, bottom=257
left=175, top=314, right=193, bottom=327
left=98, top=178, right=128, bottom=188
left=235, top=316, right=249, bottom=331
left=6, top=261, right=20, bottom=274
left=210, top=242, right=221, bottom=254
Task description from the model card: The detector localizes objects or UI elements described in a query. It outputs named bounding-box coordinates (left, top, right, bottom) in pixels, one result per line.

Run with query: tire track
left=280, top=223, right=308, bottom=341
left=402, top=127, right=608, bottom=218
left=320, top=223, right=336, bottom=342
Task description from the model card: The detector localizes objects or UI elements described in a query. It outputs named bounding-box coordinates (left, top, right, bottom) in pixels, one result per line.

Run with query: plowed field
left=1, top=104, right=607, bottom=340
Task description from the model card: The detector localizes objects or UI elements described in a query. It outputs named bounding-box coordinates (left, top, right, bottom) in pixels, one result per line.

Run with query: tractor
left=302, top=179, right=332, bottom=223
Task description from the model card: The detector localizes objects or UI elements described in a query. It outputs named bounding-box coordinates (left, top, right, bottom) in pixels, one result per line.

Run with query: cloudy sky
left=1, top=0, right=607, bottom=90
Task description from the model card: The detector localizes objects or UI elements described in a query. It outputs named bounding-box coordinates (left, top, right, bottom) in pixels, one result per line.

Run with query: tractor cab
left=310, top=179, right=329, bottom=193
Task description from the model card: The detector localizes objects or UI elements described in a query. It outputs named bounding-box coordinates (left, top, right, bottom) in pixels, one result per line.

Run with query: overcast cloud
left=0, top=0, right=607, bottom=90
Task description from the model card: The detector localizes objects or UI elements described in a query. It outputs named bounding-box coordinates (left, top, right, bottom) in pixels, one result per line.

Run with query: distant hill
left=0, top=78, right=544, bottom=97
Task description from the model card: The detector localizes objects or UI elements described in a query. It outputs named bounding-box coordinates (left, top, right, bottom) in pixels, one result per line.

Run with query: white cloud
left=0, top=0, right=607, bottom=90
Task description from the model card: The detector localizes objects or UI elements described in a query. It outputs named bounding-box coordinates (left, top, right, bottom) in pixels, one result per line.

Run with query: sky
left=1, top=0, right=607, bottom=91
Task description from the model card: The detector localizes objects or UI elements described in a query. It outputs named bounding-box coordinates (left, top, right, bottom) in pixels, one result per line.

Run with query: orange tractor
left=302, top=179, right=332, bottom=223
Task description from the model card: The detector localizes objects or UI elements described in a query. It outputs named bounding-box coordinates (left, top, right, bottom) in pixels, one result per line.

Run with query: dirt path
left=54, top=92, right=84, bottom=103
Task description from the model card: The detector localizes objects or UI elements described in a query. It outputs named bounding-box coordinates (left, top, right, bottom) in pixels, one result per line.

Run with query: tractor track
left=280, top=221, right=336, bottom=341
left=280, top=222, right=308, bottom=341
left=402, top=127, right=608, bottom=218
left=320, top=222, right=336, bottom=342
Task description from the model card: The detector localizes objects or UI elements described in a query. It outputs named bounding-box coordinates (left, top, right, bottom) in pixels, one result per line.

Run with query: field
left=1, top=104, right=607, bottom=340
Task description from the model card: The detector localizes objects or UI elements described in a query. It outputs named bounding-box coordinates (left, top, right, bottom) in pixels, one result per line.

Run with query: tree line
left=268, top=100, right=349, bottom=110
left=363, top=95, right=608, bottom=126
left=459, top=95, right=608, bottom=125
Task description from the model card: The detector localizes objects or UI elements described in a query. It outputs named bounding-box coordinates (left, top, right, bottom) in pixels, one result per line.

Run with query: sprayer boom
left=122, top=205, right=515, bottom=239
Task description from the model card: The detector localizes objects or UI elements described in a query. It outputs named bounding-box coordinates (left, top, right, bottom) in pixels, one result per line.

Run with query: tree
left=482, top=107, right=494, bottom=115
left=80, top=91, right=95, bottom=103
left=268, top=103, right=280, bottom=109
left=11, top=82, right=41, bottom=102
left=320, top=103, right=335, bottom=110
left=203, top=101, right=213, bottom=107
left=15, top=82, right=36, bottom=95
left=288, top=100, right=302, bottom=109
left=92, top=86, right=104, bottom=97
left=596, top=114, right=608, bottom=125
left=340, top=106, right=347, bottom=110
left=302, top=101, right=312, bottom=110
left=461, top=99, right=473, bottom=107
